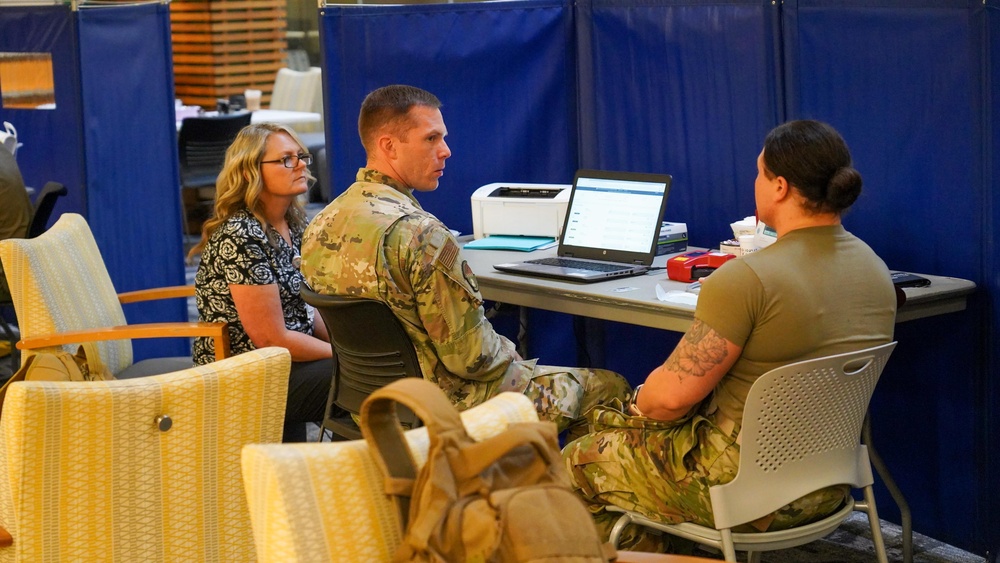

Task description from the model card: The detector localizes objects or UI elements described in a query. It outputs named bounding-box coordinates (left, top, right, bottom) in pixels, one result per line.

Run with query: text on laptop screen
left=562, top=176, right=666, bottom=253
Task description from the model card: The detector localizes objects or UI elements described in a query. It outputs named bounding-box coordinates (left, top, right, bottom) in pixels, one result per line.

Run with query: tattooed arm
left=634, top=318, right=743, bottom=421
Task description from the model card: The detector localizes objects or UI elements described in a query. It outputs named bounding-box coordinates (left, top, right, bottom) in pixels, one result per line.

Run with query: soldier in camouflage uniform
left=300, top=85, right=630, bottom=436
left=563, top=120, right=896, bottom=550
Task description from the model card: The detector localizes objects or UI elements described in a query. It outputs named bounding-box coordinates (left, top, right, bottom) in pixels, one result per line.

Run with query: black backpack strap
left=360, top=378, right=469, bottom=528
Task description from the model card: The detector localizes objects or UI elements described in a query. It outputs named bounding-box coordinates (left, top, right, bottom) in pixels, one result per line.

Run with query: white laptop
left=493, top=169, right=672, bottom=283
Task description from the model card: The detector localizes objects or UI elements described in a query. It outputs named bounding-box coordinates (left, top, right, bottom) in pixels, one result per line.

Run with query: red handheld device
left=666, top=251, right=736, bottom=282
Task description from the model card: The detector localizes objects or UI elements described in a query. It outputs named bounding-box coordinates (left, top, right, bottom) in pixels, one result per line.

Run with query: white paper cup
left=245, top=89, right=262, bottom=111
left=739, top=234, right=759, bottom=256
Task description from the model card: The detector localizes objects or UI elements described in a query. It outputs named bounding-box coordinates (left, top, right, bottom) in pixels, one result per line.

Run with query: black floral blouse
left=193, top=207, right=312, bottom=364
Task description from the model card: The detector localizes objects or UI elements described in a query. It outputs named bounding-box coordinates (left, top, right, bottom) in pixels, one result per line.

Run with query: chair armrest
left=616, top=552, right=718, bottom=563
left=17, top=322, right=231, bottom=361
left=0, top=525, right=10, bottom=548
left=118, top=285, right=195, bottom=304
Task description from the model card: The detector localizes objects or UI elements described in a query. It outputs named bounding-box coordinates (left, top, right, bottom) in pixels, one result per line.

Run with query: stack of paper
left=463, top=236, right=558, bottom=252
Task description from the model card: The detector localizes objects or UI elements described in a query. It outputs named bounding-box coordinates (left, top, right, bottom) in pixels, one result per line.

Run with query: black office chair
left=178, top=113, right=253, bottom=236
left=300, top=286, right=421, bottom=440
left=26, top=181, right=68, bottom=238
left=1, top=181, right=67, bottom=377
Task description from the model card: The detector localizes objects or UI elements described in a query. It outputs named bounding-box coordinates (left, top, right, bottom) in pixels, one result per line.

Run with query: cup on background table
left=738, top=234, right=759, bottom=256
left=244, top=89, right=262, bottom=111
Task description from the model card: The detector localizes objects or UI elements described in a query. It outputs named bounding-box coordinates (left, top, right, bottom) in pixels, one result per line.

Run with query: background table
left=463, top=245, right=976, bottom=331
left=176, top=109, right=322, bottom=131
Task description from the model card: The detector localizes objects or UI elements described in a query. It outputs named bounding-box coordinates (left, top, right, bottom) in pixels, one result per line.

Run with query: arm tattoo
left=662, top=319, right=729, bottom=382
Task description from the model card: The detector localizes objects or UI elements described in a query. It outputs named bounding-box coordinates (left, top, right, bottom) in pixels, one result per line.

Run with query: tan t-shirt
left=696, top=224, right=897, bottom=423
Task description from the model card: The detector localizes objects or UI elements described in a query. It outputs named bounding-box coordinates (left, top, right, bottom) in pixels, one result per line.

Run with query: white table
left=246, top=109, right=322, bottom=127
left=462, top=245, right=976, bottom=331
left=176, top=109, right=322, bottom=131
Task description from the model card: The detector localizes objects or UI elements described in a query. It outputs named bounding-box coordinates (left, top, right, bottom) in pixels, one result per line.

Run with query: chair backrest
left=177, top=112, right=252, bottom=188
left=0, top=121, right=17, bottom=157
left=709, top=342, right=897, bottom=530
left=0, top=213, right=132, bottom=373
left=242, top=391, right=538, bottom=563
left=300, top=286, right=422, bottom=429
left=270, top=67, right=323, bottom=115
left=26, top=181, right=67, bottom=238
left=0, top=347, right=290, bottom=562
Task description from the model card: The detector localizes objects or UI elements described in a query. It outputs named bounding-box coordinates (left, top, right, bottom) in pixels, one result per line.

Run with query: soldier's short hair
left=359, top=85, right=442, bottom=155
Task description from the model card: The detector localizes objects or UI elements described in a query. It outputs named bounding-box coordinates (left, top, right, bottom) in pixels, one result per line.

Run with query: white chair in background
left=608, top=342, right=897, bottom=563
left=270, top=66, right=323, bottom=133
left=270, top=66, right=327, bottom=200
left=0, top=121, right=19, bottom=156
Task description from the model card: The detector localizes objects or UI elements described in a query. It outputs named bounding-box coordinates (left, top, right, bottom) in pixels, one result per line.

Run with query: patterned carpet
left=721, top=512, right=986, bottom=562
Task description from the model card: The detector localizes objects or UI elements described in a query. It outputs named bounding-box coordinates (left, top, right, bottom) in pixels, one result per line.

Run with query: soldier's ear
left=376, top=134, right=395, bottom=158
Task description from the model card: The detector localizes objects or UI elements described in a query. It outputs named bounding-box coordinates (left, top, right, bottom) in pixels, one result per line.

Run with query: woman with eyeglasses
left=189, top=122, right=331, bottom=442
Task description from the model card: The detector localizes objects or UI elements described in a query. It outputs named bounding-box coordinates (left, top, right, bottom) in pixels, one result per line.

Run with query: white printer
left=470, top=182, right=571, bottom=239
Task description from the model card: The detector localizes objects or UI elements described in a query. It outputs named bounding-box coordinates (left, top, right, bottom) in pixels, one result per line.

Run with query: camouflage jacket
left=301, top=169, right=535, bottom=408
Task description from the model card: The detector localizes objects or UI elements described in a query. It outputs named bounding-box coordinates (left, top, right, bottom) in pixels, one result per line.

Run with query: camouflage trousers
left=521, top=366, right=631, bottom=440
left=562, top=403, right=849, bottom=551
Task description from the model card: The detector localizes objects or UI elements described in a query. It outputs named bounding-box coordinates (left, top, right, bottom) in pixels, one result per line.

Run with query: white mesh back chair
left=608, top=342, right=896, bottom=563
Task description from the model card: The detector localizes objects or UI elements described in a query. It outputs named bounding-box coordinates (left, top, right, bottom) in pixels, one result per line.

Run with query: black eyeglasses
left=261, top=153, right=313, bottom=168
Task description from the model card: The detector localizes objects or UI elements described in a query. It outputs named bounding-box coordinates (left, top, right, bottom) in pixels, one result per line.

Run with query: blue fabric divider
left=77, top=4, right=187, bottom=360
left=0, top=6, right=86, bottom=220
left=976, top=0, right=1000, bottom=554
left=575, top=0, right=785, bottom=393
left=986, top=1, right=1000, bottom=551
left=1, top=5, right=186, bottom=361
left=319, top=0, right=578, bottom=236
left=576, top=0, right=782, bottom=249
left=783, top=0, right=988, bottom=551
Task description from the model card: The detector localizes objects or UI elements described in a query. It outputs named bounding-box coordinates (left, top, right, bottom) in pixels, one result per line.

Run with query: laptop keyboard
left=525, top=257, right=632, bottom=272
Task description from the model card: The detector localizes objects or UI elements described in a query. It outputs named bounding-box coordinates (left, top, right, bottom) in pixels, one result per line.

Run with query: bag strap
left=77, top=342, right=111, bottom=380
left=360, top=378, right=471, bottom=526
left=449, top=422, right=560, bottom=481
left=0, top=354, right=36, bottom=419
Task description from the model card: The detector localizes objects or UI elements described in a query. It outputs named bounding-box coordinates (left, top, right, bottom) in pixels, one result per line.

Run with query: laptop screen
left=559, top=170, right=672, bottom=262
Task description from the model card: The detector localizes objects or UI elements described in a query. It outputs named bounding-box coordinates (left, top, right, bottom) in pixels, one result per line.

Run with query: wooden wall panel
left=170, top=0, right=287, bottom=108
left=0, top=53, right=55, bottom=109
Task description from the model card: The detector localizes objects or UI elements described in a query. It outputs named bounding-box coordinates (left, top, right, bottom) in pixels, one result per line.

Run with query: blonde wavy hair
left=189, top=122, right=313, bottom=258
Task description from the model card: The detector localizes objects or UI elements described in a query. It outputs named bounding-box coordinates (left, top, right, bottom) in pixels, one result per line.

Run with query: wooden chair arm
left=0, top=525, right=10, bottom=548
left=118, top=285, right=195, bottom=304
left=17, top=322, right=231, bottom=361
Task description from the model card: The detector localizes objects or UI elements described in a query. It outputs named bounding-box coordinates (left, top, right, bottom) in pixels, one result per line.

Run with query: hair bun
left=826, top=166, right=862, bottom=211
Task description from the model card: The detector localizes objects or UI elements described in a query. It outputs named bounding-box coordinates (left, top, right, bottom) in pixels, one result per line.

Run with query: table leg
left=517, top=305, right=529, bottom=359
left=863, top=412, right=913, bottom=563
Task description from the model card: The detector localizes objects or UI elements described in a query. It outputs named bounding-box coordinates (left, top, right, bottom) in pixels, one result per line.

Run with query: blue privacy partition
left=576, top=0, right=782, bottom=249
left=782, top=0, right=991, bottom=552
left=0, top=6, right=86, bottom=218
left=0, top=3, right=187, bottom=360
left=77, top=2, right=187, bottom=360
left=575, top=0, right=785, bottom=402
left=987, top=3, right=1000, bottom=554
left=319, top=0, right=578, bottom=236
